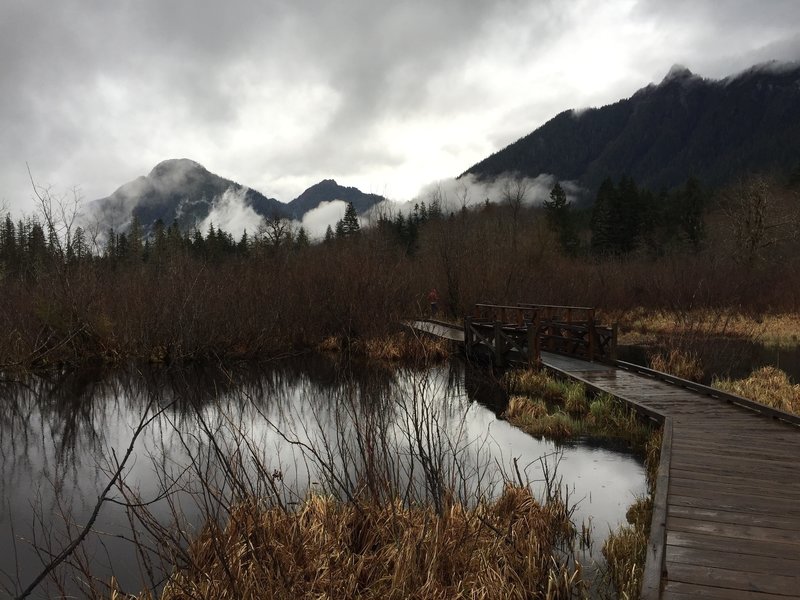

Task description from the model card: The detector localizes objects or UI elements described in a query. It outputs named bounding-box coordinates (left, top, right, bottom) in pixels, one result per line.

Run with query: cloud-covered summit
left=3, top=1, right=800, bottom=217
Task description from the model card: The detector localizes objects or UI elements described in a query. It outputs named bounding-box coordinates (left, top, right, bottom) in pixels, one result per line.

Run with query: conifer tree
left=295, top=226, right=310, bottom=249
left=544, top=183, right=579, bottom=255
left=341, top=202, right=360, bottom=236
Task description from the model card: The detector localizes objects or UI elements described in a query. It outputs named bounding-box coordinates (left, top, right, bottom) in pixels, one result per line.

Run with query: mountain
left=463, top=62, right=800, bottom=193
left=86, top=160, right=384, bottom=234
left=86, top=158, right=288, bottom=233
left=286, top=179, right=385, bottom=219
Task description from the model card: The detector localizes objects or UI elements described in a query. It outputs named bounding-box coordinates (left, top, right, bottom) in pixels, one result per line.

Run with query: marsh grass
left=126, top=486, right=580, bottom=600
left=601, top=497, right=651, bottom=600
left=713, top=366, right=800, bottom=415
left=648, top=348, right=704, bottom=382
left=361, top=331, right=450, bottom=363
left=315, top=331, right=450, bottom=363
left=503, top=370, right=652, bottom=448
left=599, top=427, right=662, bottom=599
left=619, top=308, right=800, bottom=354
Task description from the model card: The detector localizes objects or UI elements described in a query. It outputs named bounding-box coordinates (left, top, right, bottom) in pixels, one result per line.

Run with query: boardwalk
left=546, top=353, right=800, bottom=600
left=409, top=320, right=800, bottom=599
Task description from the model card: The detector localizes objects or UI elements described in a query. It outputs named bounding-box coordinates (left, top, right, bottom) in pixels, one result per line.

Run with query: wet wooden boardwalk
left=409, top=321, right=800, bottom=599
left=544, top=353, right=800, bottom=600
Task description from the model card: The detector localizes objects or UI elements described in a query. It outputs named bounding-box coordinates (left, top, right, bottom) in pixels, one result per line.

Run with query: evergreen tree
left=0, top=214, right=17, bottom=271
left=106, top=228, right=118, bottom=258
left=428, top=195, right=443, bottom=219
left=590, top=178, right=617, bottom=254
left=238, top=230, right=250, bottom=256
left=324, top=225, right=334, bottom=243
left=341, top=202, right=360, bottom=236
left=544, top=183, right=579, bottom=255
left=679, top=177, right=706, bottom=251
left=335, top=219, right=346, bottom=239
left=128, top=214, right=143, bottom=260
left=295, top=226, right=310, bottom=249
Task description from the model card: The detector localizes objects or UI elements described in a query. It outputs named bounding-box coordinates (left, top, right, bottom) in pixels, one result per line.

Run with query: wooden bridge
left=409, top=305, right=800, bottom=599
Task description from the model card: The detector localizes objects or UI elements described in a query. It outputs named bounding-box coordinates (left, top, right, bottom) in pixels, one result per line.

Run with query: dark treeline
left=1, top=172, right=799, bottom=369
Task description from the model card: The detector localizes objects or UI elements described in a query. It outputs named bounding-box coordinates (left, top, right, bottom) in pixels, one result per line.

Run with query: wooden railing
left=465, top=303, right=617, bottom=366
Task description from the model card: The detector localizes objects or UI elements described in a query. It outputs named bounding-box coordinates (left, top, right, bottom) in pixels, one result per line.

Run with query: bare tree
left=722, top=174, right=799, bottom=264
left=27, top=164, right=82, bottom=261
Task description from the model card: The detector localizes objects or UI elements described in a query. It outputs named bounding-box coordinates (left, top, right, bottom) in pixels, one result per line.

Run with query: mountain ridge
left=463, top=62, right=800, bottom=193
left=86, top=159, right=385, bottom=233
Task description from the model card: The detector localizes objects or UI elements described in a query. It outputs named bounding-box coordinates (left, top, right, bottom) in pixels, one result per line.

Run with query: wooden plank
left=668, top=504, right=800, bottom=532
left=665, top=561, right=800, bottom=597
left=667, top=516, right=800, bottom=545
left=662, top=581, right=793, bottom=600
left=668, top=494, right=800, bottom=518
left=666, top=544, right=800, bottom=576
left=668, top=468, right=800, bottom=493
left=667, top=530, right=800, bottom=559
left=668, top=487, right=800, bottom=511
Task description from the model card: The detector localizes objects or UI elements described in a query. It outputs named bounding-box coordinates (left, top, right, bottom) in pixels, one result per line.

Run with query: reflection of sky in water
left=0, top=359, right=646, bottom=597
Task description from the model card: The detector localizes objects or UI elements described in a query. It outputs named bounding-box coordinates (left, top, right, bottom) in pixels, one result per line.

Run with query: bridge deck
left=407, top=320, right=800, bottom=598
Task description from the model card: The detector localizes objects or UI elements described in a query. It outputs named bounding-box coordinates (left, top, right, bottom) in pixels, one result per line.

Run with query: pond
left=0, top=356, right=647, bottom=598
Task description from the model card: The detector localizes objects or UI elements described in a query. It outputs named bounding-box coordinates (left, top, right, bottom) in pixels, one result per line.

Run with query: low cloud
left=199, top=187, right=264, bottom=239
left=300, top=200, right=348, bottom=239
left=366, top=173, right=584, bottom=221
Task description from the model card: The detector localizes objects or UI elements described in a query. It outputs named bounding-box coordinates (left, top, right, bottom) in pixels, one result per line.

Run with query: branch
left=14, top=400, right=164, bottom=600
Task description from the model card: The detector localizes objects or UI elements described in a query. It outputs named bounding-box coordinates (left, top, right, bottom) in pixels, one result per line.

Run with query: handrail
left=616, top=360, right=800, bottom=427
left=641, top=417, right=672, bottom=600
left=516, top=302, right=596, bottom=312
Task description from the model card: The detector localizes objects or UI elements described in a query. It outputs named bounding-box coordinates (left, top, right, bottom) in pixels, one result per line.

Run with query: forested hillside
left=464, top=64, right=800, bottom=192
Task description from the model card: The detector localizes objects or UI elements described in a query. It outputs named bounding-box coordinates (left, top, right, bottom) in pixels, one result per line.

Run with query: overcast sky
left=2, top=0, right=799, bottom=216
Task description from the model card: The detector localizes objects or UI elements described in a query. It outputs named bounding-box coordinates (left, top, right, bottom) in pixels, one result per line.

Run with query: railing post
left=611, top=323, right=618, bottom=361
left=588, top=308, right=596, bottom=362
left=527, top=315, right=541, bottom=367
left=464, top=316, right=473, bottom=359
left=493, top=321, right=506, bottom=367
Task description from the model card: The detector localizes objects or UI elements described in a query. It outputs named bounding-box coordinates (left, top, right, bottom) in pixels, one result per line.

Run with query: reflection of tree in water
left=2, top=357, right=497, bottom=597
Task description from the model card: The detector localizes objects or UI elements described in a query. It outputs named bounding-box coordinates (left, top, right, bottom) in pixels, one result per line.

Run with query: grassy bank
left=503, top=369, right=653, bottom=450
left=713, top=366, right=800, bottom=415
left=617, top=308, right=800, bottom=348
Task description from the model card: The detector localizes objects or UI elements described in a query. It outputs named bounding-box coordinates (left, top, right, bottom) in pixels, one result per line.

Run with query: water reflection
left=0, top=357, right=646, bottom=598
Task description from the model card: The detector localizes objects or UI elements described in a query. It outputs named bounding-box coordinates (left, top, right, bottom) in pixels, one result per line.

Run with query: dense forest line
left=0, top=171, right=798, bottom=370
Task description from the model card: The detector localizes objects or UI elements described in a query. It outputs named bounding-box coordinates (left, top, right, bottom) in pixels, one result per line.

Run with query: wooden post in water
left=493, top=321, right=506, bottom=367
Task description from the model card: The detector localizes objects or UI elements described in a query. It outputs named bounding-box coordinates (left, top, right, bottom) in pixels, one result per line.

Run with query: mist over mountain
left=85, top=159, right=384, bottom=235
left=85, top=159, right=286, bottom=233
left=463, top=62, right=800, bottom=193
left=287, top=179, right=385, bottom=219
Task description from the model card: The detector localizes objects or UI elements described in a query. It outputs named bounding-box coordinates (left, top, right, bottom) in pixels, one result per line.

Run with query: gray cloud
left=1, top=0, right=798, bottom=217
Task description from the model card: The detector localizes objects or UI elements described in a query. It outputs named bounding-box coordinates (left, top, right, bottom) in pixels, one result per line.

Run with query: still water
left=0, top=357, right=646, bottom=598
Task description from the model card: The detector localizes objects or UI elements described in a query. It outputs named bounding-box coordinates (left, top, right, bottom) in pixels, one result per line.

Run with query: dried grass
left=713, top=366, right=800, bottom=416
left=648, top=348, right=704, bottom=382
left=601, top=499, right=649, bottom=600
left=134, top=487, right=581, bottom=600
left=362, top=332, right=450, bottom=363
left=618, top=308, right=800, bottom=348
